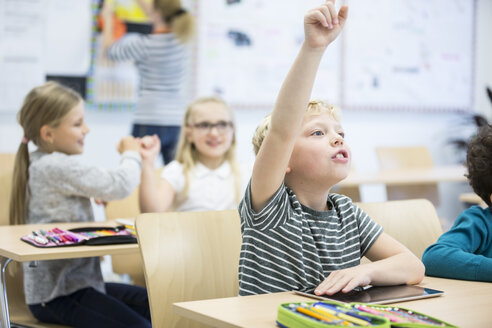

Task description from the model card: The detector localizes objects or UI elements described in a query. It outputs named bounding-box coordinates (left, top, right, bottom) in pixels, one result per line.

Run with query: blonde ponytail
left=9, top=142, right=30, bottom=225
left=154, top=0, right=195, bottom=43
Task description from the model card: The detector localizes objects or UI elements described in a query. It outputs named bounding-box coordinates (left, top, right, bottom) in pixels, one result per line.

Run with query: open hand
left=315, top=265, right=371, bottom=295
left=304, top=0, right=348, bottom=49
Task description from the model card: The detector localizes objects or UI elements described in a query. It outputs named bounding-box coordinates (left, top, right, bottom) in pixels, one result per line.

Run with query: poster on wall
left=195, top=0, right=341, bottom=110
left=342, top=0, right=474, bottom=112
left=196, top=0, right=475, bottom=112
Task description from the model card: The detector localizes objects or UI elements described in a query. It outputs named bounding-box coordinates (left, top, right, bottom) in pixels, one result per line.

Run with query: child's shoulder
left=456, top=205, right=492, bottom=228
left=31, top=151, right=73, bottom=168
left=328, top=193, right=356, bottom=209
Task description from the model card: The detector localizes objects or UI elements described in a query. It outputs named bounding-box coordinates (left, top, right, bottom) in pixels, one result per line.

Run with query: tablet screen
left=295, top=285, right=444, bottom=304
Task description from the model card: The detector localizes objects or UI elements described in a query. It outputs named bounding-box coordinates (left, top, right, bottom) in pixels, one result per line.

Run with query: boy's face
left=287, top=111, right=351, bottom=187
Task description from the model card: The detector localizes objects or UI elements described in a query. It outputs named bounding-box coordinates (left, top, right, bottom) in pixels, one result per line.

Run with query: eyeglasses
left=189, top=121, right=234, bottom=134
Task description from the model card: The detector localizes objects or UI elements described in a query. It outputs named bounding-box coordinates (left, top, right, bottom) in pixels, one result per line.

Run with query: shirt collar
left=194, top=161, right=231, bottom=179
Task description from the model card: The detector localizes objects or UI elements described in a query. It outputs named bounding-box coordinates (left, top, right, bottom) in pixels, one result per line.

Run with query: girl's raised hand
left=138, top=134, right=161, bottom=162
left=304, top=0, right=348, bottom=49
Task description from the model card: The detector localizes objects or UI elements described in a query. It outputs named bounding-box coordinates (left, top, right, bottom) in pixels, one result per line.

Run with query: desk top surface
left=338, top=165, right=467, bottom=187
left=174, top=276, right=492, bottom=328
left=0, top=221, right=138, bottom=262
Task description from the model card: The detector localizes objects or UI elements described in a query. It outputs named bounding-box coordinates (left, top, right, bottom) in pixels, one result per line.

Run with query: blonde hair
left=174, top=97, right=241, bottom=205
left=252, top=100, right=341, bottom=155
left=155, top=0, right=195, bottom=43
left=9, top=81, right=82, bottom=225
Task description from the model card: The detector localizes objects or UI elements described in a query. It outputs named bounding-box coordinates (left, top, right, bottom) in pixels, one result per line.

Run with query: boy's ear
left=40, top=125, right=54, bottom=144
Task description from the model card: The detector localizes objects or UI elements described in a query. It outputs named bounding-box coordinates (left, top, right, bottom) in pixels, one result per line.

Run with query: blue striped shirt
left=107, top=33, right=188, bottom=125
left=238, top=182, right=383, bottom=295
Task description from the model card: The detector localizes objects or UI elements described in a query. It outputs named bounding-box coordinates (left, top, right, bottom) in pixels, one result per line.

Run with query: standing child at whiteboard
left=102, top=0, right=195, bottom=164
left=9, top=81, right=151, bottom=327
left=139, top=97, right=247, bottom=212
left=238, top=0, right=424, bottom=296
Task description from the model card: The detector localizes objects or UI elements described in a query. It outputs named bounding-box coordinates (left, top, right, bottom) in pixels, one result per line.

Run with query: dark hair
left=466, top=124, right=492, bottom=207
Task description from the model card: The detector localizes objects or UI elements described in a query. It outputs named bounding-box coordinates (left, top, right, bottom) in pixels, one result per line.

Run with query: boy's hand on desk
left=314, top=265, right=371, bottom=296
left=304, top=0, right=348, bottom=49
left=118, top=136, right=141, bottom=154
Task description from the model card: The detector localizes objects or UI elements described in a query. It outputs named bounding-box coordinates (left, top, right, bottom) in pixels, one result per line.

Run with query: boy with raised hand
left=238, top=0, right=425, bottom=296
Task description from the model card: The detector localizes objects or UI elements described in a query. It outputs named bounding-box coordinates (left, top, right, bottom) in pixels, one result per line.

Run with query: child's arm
left=250, top=1, right=348, bottom=212
left=101, top=0, right=115, bottom=51
left=422, top=213, right=492, bottom=282
left=138, top=135, right=176, bottom=213
left=315, top=233, right=425, bottom=295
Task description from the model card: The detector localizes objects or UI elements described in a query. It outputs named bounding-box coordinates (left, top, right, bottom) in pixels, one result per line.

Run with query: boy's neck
left=285, top=180, right=332, bottom=212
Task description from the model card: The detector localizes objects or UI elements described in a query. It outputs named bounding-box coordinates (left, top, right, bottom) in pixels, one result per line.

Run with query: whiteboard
left=196, top=0, right=475, bottom=112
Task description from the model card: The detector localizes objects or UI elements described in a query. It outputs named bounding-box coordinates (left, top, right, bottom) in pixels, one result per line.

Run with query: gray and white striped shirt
left=238, top=182, right=383, bottom=296
left=107, top=33, right=188, bottom=126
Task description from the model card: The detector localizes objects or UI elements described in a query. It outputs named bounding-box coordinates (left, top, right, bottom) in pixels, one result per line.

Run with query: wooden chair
left=0, top=153, right=68, bottom=327
left=459, top=192, right=487, bottom=208
left=0, top=153, right=16, bottom=225
left=104, top=167, right=163, bottom=287
left=356, top=199, right=443, bottom=260
left=376, top=146, right=439, bottom=206
left=135, top=210, right=241, bottom=328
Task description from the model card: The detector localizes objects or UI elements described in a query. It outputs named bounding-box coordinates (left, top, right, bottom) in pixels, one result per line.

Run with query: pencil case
left=21, top=225, right=137, bottom=248
left=277, top=300, right=458, bottom=328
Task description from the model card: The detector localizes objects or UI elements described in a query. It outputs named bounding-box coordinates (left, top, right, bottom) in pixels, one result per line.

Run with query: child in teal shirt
left=422, top=124, right=492, bottom=281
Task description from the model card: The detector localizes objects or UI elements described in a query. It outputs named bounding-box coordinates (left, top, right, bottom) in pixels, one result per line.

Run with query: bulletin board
left=195, top=0, right=476, bottom=112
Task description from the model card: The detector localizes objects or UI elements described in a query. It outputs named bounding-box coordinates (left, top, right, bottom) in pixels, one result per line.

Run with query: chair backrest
left=356, top=199, right=443, bottom=260
left=105, top=168, right=163, bottom=287
left=375, top=146, right=439, bottom=205
left=0, top=153, right=16, bottom=225
left=136, top=210, right=242, bottom=328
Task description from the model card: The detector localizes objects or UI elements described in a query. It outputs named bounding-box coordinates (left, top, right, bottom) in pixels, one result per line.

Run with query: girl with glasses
left=138, top=97, right=247, bottom=212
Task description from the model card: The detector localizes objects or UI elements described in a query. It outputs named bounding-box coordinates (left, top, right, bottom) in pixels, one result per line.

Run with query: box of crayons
left=21, top=225, right=137, bottom=248
left=277, top=300, right=458, bottom=327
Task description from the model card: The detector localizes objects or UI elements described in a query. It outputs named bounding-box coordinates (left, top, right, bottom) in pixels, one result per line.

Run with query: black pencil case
left=21, top=225, right=137, bottom=248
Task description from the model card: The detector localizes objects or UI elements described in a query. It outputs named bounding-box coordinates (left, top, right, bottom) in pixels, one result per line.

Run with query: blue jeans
left=29, top=283, right=151, bottom=328
left=132, top=124, right=180, bottom=164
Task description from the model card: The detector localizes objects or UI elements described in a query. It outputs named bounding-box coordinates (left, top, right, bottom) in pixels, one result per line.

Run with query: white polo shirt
left=161, top=160, right=249, bottom=212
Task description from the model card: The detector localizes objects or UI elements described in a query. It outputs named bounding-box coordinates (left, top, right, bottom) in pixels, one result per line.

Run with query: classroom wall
left=1, top=0, right=491, bottom=224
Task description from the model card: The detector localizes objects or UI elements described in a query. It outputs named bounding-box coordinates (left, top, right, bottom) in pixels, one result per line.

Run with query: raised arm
left=138, top=135, right=176, bottom=213
left=250, top=1, right=348, bottom=212
left=101, top=0, right=116, bottom=51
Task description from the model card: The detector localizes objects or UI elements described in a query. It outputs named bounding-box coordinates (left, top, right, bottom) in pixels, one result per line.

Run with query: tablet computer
left=294, top=285, right=444, bottom=304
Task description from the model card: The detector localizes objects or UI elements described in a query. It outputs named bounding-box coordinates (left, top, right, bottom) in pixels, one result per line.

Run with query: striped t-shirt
left=106, top=33, right=188, bottom=126
left=238, top=182, right=383, bottom=296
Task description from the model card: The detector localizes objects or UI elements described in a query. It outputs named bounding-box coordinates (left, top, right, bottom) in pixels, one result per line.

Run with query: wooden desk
left=337, top=165, right=467, bottom=188
left=0, top=221, right=139, bottom=328
left=174, top=276, right=492, bottom=328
